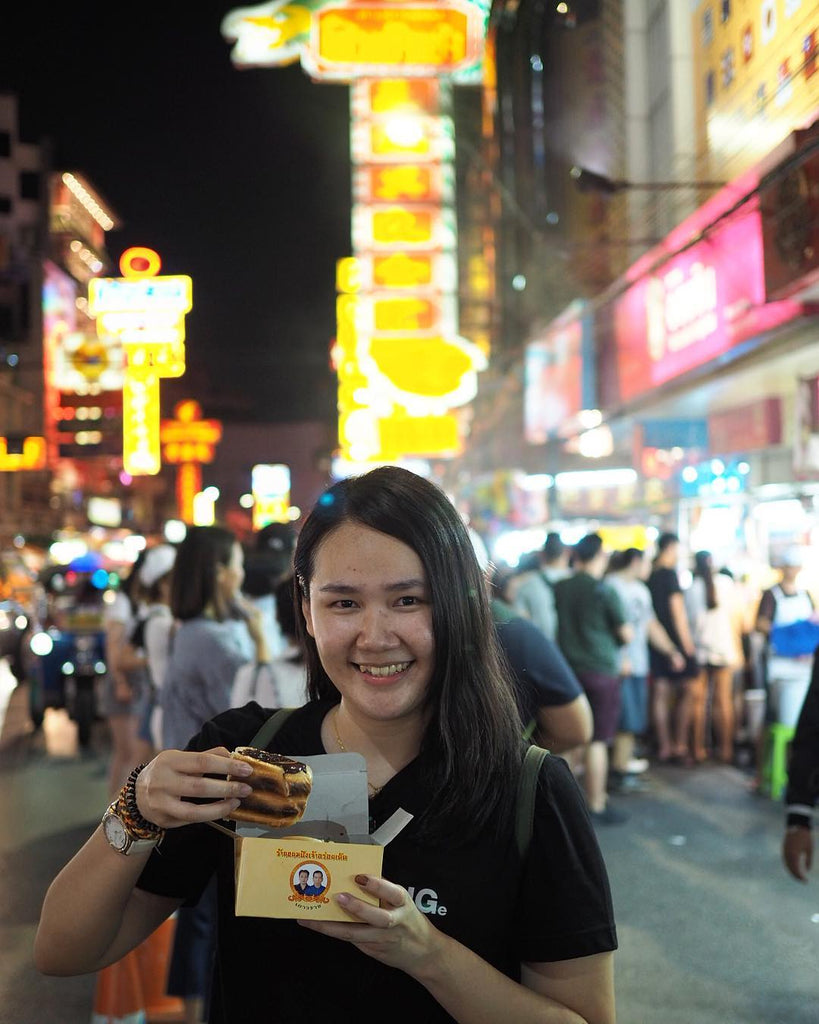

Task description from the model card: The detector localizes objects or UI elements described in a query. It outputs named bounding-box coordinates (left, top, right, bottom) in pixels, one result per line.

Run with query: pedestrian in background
left=755, top=548, right=817, bottom=727
left=161, top=525, right=269, bottom=1024
left=488, top=565, right=594, bottom=753
left=231, top=574, right=308, bottom=710
left=139, top=544, right=177, bottom=752
left=241, top=521, right=296, bottom=661
left=606, top=548, right=685, bottom=790
left=513, top=532, right=570, bottom=641
left=554, top=533, right=632, bottom=824
left=101, top=548, right=153, bottom=797
left=647, top=533, right=699, bottom=764
left=685, top=551, right=743, bottom=763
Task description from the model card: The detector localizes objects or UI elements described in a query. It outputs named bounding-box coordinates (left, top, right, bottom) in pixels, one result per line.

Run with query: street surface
left=0, top=660, right=815, bottom=1024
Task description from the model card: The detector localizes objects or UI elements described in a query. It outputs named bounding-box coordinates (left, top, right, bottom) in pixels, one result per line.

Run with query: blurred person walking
left=240, top=521, right=296, bottom=661
left=102, top=549, right=154, bottom=798
left=488, top=567, right=594, bottom=754
left=161, top=525, right=270, bottom=1024
left=606, top=549, right=685, bottom=789
left=685, top=552, right=744, bottom=763
left=513, top=532, right=570, bottom=641
left=554, top=534, right=632, bottom=824
left=647, top=533, right=699, bottom=764
left=231, top=574, right=308, bottom=709
left=139, top=544, right=178, bottom=752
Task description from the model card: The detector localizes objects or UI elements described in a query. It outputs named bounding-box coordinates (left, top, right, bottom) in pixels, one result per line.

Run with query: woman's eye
left=333, top=599, right=357, bottom=609
left=397, top=596, right=421, bottom=607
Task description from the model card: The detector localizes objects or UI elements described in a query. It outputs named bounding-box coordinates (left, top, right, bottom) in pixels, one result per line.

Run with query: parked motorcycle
left=28, top=618, right=106, bottom=747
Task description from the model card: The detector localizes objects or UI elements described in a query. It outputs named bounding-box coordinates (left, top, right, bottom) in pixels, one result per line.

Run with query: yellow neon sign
left=122, top=375, right=161, bottom=476
left=317, top=7, right=470, bottom=68
left=373, top=208, right=434, bottom=245
left=375, top=253, right=434, bottom=287
left=0, top=436, right=47, bottom=471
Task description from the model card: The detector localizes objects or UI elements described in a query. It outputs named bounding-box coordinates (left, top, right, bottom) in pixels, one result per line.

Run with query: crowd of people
left=491, top=529, right=818, bottom=825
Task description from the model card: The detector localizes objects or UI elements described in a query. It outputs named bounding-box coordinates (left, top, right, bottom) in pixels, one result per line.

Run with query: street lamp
left=570, top=165, right=725, bottom=194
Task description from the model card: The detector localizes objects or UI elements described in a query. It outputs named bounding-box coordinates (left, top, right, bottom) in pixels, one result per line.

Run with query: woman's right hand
left=134, top=747, right=254, bottom=829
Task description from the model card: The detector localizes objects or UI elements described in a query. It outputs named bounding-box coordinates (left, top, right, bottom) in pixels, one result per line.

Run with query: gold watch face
left=104, top=812, right=129, bottom=851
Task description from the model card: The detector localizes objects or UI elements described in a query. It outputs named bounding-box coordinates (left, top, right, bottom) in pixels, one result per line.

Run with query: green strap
left=248, top=707, right=296, bottom=749
left=515, top=744, right=549, bottom=861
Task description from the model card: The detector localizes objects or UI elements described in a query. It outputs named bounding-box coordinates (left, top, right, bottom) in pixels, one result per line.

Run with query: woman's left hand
left=298, top=874, right=444, bottom=977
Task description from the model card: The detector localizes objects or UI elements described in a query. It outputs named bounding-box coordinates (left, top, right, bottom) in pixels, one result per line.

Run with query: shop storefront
left=523, top=121, right=819, bottom=579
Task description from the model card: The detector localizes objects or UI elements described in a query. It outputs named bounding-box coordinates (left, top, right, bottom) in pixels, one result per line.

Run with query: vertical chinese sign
left=222, top=0, right=491, bottom=469
left=88, top=247, right=191, bottom=476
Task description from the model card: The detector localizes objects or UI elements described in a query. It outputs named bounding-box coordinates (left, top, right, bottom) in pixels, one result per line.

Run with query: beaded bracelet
left=115, top=763, right=164, bottom=840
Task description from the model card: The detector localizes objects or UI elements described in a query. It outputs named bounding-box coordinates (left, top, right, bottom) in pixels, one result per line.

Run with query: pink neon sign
left=600, top=168, right=808, bottom=407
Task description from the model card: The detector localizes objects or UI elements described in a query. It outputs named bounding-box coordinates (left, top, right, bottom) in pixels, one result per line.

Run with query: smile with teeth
left=356, top=662, right=412, bottom=677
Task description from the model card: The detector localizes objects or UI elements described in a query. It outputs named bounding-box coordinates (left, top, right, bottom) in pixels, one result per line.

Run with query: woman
left=139, top=544, right=177, bottom=752
left=160, top=524, right=269, bottom=1024
left=685, top=551, right=743, bottom=764
left=230, top=573, right=308, bottom=709
left=35, top=468, right=617, bottom=1024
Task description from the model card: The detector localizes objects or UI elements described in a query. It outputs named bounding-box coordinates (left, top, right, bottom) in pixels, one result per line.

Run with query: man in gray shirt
left=606, top=549, right=684, bottom=788
left=513, top=533, right=570, bottom=641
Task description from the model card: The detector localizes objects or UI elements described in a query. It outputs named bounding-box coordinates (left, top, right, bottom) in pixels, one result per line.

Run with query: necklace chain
left=332, top=707, right=383, bottom=798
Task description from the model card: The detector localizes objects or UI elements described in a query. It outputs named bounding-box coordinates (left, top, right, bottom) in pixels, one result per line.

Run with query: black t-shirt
left=496, top=615, right=583, bottom=725
left=648, top=567, right=683, bottom=646
left=136, top=701, right=617, bottom=1024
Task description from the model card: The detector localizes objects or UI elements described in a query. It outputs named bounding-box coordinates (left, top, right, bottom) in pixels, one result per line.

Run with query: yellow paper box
left=234, top=834, right=385, bottom=921
left=231, top=752, right=411, bottom=921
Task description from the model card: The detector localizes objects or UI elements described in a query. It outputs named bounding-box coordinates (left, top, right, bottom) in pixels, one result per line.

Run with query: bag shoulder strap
left=515, top=743, right=549, bottom=861
left=249, top=707, right=296, bottom=749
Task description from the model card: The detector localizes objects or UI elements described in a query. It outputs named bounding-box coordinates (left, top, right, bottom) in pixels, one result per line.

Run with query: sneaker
left=589, top=805, right=630, bottom=826
left=608, top=771, right=650, bottom=794
left=626, top=757, right=650, bottom=774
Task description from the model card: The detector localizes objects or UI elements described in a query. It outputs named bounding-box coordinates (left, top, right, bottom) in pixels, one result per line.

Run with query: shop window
left=19, top=171, right=39, bottom=201
left=721, top=0, right=730, bottom=23
left=706, top=70, right=716, bottom=106
left=0, top=133, right=10, bottom=158
left=0, top=196, right=11, bottom=214
left=702, top=7, right=714, bottom=46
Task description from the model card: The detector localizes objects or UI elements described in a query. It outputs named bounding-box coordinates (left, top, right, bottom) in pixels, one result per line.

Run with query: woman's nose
left=356, top=607, right=396, bottom=648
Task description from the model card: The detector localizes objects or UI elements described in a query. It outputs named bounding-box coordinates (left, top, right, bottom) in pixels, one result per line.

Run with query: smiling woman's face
left=301, top=521, right=435, bottom=726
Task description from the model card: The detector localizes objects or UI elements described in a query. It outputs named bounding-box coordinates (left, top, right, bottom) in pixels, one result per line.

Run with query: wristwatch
left=102, top=803, right=162, bottom=856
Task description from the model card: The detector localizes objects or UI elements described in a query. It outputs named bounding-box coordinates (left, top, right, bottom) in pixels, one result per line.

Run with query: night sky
left=2, top=2, right=352, bottom=423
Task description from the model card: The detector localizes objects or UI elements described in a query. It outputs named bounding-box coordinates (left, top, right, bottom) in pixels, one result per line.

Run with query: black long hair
left=171, top=526, right=237, bottom=621
left=694, top=550, right=717, bottom=610
left=293, top=466, right=524, bottom=845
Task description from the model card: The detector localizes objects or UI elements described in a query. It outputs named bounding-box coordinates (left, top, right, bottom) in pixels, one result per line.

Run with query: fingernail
left=237, top=785, right=253, bottom=797
left=233, top=763, right=253, bottom=776
left=336, top=893, right=351, bottom=905
left=230, top=799, right=241, bottom=809
left=354, top=874, right=369, bottom=886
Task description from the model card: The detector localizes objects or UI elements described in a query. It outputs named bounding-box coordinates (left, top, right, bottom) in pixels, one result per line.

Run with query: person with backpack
left=512, top=532, right=570, bottom=641
left=35, top=467, right=617, bottom=1024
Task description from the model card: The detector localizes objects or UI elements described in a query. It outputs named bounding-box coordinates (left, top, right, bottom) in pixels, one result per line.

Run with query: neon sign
left=89, top=247, right=193, bottom=475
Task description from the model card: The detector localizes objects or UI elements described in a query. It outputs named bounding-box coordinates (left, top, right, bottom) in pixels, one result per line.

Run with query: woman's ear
left=302, top=597, right=314, bottom=638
